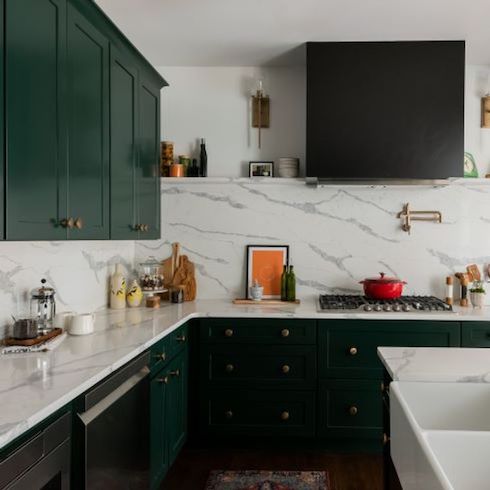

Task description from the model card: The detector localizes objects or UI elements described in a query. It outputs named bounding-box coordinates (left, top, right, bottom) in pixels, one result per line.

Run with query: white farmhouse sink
left=391, top=382, right=490, bottom=490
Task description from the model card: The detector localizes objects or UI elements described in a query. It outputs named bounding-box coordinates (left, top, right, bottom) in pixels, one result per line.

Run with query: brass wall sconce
left=397, top=203, right=442, bottom=234
left=482, top=94, right=490, bottom=128
left=251, top=79, right=270, bottom=149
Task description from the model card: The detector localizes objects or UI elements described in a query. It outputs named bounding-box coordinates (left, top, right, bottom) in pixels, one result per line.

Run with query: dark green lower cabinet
left=150, top=346, right=188, bottom=488
left=318, top=379, right=382, bottom=439
left=461, top=322, right=490, bottom=347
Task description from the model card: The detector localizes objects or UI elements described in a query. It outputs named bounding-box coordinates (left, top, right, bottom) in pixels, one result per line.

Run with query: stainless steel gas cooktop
left=318, top=295, right=453, bottom=313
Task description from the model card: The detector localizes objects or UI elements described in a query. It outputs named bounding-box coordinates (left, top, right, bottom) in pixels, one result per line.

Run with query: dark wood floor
left=162, top=446, right=383, bottom=490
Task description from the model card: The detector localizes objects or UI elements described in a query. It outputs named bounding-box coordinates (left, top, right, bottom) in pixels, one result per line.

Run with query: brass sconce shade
left=482, top=94, right=490, bottom=128
left=251, top=79, right=270, bottom=148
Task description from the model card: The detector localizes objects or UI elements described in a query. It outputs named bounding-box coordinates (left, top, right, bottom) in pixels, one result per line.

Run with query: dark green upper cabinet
left=110, top=46, right=138, bottom=239
left=66, top=4, right=110, bottom=239
left=137, top=77, right=161, bottom=240
left=3, top=0, right=166, bottom=241
left=6, top=0, right=68, bottom=240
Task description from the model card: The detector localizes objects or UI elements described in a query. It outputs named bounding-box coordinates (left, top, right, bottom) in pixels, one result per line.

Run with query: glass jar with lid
left=138, top=257, right=164, bottom=292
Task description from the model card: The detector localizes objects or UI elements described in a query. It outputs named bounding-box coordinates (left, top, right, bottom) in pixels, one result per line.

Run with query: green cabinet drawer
left=319, top=320, right=460, bottom=378
left=200, top=389, right=316, bottom=437
left=318, top=379, right=382, bottom=439
left=200, top=345, right=317, bottom=389
left=462, top=322, right=490, bottom=347
left=199, top=319, right=316, bottom=345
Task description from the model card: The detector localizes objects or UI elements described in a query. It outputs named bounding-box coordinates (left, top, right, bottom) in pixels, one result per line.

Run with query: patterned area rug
left=205, top=470, right=330, bottom=490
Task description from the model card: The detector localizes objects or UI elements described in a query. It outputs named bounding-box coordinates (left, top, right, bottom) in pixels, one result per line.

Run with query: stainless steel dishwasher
left=73, top=351, right=151, bottom=490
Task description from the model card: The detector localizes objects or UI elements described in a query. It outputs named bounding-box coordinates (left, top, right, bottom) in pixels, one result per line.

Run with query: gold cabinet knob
left=225, top=364, right=234, bottom=373
left=157, top=376, right=168, bottom=384
left=153, top=352, right=166, bottom=361
left=74, top=217, right=83, bottom=229
left=349, top=347, right=358, bottom=356
left=225, top=410, right=233, bottom=419
left=60, top=218, right=74, bottom=229
left=381, top=382, right=385, bottom=392
left=143, top=224, right=149, bottom=232
left=281, top=364, right=290, bottom=374
left=349, top=405, right=358, bottom=416
left=176, top=335, right=186, bottom=343
left=224, top=328, right=234, bottom=337
left=169, top=369, right=180, bottom=377
left=280, top=411, right=290, bottom=421
left=383, top=433, right=390, bottom=445
left=281, top=328, right=290, bottom=338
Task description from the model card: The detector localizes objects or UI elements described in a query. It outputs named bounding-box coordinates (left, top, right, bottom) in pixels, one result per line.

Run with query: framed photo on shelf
left=246, top=245, right=289, bottom=299
left=249, top=161, right=274, bottom=177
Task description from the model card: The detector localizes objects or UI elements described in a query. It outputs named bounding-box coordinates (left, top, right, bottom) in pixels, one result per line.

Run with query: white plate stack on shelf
left=276, top=157, right=299, bottom=178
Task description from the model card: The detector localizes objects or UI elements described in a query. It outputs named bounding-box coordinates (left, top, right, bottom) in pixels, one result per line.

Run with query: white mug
left=69, top=313, right=95, bottom=336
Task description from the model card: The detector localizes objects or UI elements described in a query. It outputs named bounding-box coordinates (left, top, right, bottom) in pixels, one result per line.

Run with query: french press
left=30, top=279, right=56, bottom=333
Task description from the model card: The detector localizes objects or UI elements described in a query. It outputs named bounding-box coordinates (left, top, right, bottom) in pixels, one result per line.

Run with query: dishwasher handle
left=77, top=365, right=149, bottom=426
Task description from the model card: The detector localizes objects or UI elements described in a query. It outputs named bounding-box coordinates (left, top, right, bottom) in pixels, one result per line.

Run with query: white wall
left=159, top=66, right=306, bottom=177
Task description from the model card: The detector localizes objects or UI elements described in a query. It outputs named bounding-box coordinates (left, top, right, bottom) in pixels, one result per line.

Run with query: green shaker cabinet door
left=110, top=48, right=138, bottom=239
left=137, top=78, right=161, bottom=239
left=150, top=371, right=169, bottom=489
left=166, top=351, right=188, bottom=466
left=6, top=0, right=68, bottom=240
left=66, top=4, right=109, bottom=239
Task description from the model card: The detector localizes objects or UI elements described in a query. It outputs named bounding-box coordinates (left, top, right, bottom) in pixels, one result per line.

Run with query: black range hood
left=306, top=41, right=465, bottom=184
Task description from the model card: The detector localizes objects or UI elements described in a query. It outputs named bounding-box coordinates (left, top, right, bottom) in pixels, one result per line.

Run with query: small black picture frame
left=249, top=161, right=274, bottom=178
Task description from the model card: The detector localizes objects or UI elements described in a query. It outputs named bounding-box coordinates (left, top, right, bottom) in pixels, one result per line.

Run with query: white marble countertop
left=378, top=346, right=490, bottom=382
left=2, top=296, right=490, bottom=451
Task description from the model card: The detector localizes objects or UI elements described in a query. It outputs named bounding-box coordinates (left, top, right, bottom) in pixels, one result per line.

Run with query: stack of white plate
left=277, top=157, right=300, bottom=178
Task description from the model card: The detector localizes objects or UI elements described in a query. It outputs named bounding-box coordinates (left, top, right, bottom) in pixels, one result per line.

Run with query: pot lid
left=31, top=278, right=55, bottom=299
left=362, top=272, right=405, bottom=284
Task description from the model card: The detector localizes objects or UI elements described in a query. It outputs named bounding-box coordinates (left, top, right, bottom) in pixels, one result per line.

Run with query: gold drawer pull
left=383, top=433, right=390, bottom=445
left=74, top=217, right=83, bottom=229
left=281, top=328, right=290, bottom=338
left=225, top=410, right=233, bottom=419
left=169, top=369, right=180, bottom=377
left=224, top=329, right=234, bottom=337
left=60, top=217, right=74, bottom=229
left=157, top=376, right=168, bottom=384
left=349, top=405, right=358, bottom=416
left=281, top=364, right=291, bottom=374
left=280, top=411, right=290, bottom=421
left=349, top=347, right=358, bottom=356
left=225, top=364, right=235, bottom=373
left=176, top=335, right=186, bottom=343
left=153, top=352, right=166, bottom=361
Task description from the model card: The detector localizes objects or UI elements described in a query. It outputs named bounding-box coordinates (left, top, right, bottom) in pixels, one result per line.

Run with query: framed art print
left=246, top=245, right=289, bottom=299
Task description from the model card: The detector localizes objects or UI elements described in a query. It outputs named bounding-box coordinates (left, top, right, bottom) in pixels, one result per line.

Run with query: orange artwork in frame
left=246, top=245, right=289, bottom=299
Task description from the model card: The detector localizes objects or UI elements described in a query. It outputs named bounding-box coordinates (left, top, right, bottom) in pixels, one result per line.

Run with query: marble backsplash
left=0, top=241, right=135, bottom=338
left=136, top=179, right=490, bottom=303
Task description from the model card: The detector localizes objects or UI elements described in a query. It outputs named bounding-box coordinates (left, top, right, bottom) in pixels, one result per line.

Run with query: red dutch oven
left=360, top=272, right=406, bottom=300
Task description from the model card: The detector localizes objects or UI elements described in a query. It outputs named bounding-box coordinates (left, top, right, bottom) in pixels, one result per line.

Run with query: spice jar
left=138, top=257, right=164, bottom=291
left=171, top=286, right=184, bottom=303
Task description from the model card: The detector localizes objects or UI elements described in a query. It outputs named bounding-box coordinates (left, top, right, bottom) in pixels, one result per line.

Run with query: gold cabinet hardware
left=281, top=364, right=290, bottom=374
left=281, top=328, right=290, bottom=338
left=157, top=376, right=168, bottom=384
left=60, top=218, right=74, bottom=229
left=224, top=328, right=234, bottom=337
left=153, top=352, right=166, bottom=361
left=74, top=217, right=83, bottom=229
left=349, top=406, right=358, bottom=416
left=381, top=382, right=385, bottom=392
left=225, top=410, right=233, bottom=419
left=176, top=335, right=186, bottom=343
left=169, top=369, right=180, bottom=377
left=280, top=411, right=290, bottom=421
left=383, top=433, right=390, bottom=445
left=349, top=347, right=358, bottom=356
left=225, top=364, right=234, bottom=373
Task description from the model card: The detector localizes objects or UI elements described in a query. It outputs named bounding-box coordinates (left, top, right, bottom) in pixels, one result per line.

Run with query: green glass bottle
left=280, top=265, right=288, bottom=301
left=286, top=265, right=296, bottom=302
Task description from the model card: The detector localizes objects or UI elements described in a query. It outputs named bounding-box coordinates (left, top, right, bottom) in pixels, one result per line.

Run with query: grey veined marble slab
left=378, top=346, right=490, bottom=383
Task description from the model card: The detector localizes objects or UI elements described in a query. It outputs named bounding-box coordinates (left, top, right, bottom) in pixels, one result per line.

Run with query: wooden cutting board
left=161, top=242, right=180, bottom=289
left=172, top=255, right=197, bottom=301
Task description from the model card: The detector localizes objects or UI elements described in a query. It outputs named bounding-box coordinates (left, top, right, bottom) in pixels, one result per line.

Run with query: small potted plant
left=470, top=281, right=486, bottom=308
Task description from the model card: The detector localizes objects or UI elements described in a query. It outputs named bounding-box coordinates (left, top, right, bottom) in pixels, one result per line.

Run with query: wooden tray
left=4, top=328, right=63, bottom=347
left=233, top=299, right=301, bottom=305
